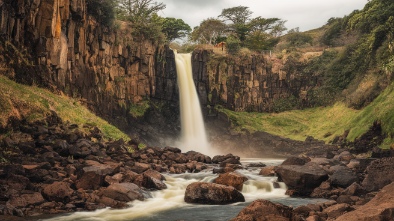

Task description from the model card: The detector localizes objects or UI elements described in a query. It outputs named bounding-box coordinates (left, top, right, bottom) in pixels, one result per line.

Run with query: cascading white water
left=174, top=51, right=210, bottom=154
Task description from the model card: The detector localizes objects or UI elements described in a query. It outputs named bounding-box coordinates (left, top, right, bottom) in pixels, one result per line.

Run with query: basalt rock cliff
left=0, top=0, right=321, bottom=143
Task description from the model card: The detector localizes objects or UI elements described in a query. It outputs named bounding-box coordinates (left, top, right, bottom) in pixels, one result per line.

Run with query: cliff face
left=0, top=0, right=178, bottom=130
left=192, top=50, right=321, bottom=114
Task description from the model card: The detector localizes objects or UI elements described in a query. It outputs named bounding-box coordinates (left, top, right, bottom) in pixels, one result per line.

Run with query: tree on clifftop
left=190, top=18, right=227, bottom=44
left=115, top=0, right=167, bottom=42
left=162, top=18, right=192, bottom=42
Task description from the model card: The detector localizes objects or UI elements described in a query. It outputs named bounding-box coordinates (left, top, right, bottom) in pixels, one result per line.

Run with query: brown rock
left=335, top=182, right=394, bottom=221
left=42, top=182, right=74, bottom=202
left=99, top=183, right=147, bottom=202
left=184, top=182, right=245, bottom=205
left=130, top=162, right=151, bottom=174
left=259, top=166, right=276, bottom=176
left=8, top=192, right=45, bottom=208
left=214, top=172, right=248, bottom=191
left=276, top=163, right=328, bottom=196
left=323, top=203, right=351, bottom=219
left=361, top=157, right=394, bottom=192
left=281, top=157, right=310, bottom=166
left=229, top=199, right=292, bottom=221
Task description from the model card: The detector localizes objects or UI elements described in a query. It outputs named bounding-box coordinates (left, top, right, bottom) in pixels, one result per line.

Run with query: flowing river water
left=42, top=158, right=327, bottom=221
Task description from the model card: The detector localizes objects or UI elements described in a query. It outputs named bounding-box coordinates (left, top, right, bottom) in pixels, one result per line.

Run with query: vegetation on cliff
left=0, top=76, right=129, bottom=141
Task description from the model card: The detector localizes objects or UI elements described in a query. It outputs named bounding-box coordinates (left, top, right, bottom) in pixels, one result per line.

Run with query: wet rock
left=229, top=199, right=292, bottom=221
left=185, top=151, right=212, bottom=163
left=212, top=154, right=240, bottom=164
left=130, top=162, right=151, bottom=174
left=184, top=182, right=245, bottom=205
left=259, top=166, right=276, bottom=176
left=214, top=172, right=248, bottom=191
left=276, top=163, right=329, bottom=196
left=245, top=162, right=266, bottom=167
left=42, top=182, right=74, bottom=202
left=141, top=169, right=167, bottom=190
left=99, top=183, right=147, bottom=202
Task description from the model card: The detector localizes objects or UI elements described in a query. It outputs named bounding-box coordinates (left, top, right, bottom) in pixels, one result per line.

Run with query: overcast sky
left=158, top=0, right=368, bottom=32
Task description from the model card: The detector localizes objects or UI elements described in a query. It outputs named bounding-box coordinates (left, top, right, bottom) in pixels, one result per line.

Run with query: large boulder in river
left=281, top=156, right=310, bottom=166
left=184, top=182, right=245, bottom=204
left=275, top=163, right=328, bottom=196
left=214, top=172, right=248, bottom=191
left=229, top=199, right=293, bottom=221
left=361, top=157, right=394, bottom=192
left=335, top=182, right=394, bottom=221
left=330, top=166, right=358, bottom=188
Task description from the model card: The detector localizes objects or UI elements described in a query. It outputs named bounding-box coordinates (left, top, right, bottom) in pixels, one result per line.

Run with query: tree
left=86, top=0, right=116, bottom=27
left=162, top=17, right=191, bottom=42
left=190, top=18, right=226, bottom=44
left=115, top=0, right=167, bottom=42
left=116, top=0, right=166, bottom=22
left=219, top=6, right=252, bottom=24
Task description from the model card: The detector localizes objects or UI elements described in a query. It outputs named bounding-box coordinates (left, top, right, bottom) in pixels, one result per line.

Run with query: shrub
left=86, top=0, right=116, bottom=27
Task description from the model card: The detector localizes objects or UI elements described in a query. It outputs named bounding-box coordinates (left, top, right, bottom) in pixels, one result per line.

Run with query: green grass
left=217, top=82, right=394, bottom=149
left=0, top=76, right=129, bottom=141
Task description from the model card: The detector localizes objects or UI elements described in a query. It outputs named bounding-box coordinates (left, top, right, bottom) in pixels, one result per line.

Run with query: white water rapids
left=42, top=159, right=302, bottom=221
left=174, top=51, right=210, bottom=155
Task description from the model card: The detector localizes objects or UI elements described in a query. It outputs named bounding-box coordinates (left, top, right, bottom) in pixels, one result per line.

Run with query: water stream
left=42, top=159, right=327, bottom=221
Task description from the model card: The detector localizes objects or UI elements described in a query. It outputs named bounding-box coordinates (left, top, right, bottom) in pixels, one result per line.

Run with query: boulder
left=214, top=172, right=248, bottom=191
left=184, top=182, right=245, bottom=205
left=185, top=151, right=212, bottom=163
left=259, top=166, right=276, bottom=176
left=42, top=182, right=74, bottom=202
left=7, top=192, right=45, bottom=208
left=229, top=199, right=292, bottom=221
left=361, top=157, right=394, bottom=192
left=212, top=154, right=240, bottom=164
left=99, top=183, right=147, bottom=202
left=281, top=156, right=310, bottom=166
left=276, top=163, right=328, bottom=196
left=335, top=182, right=394, bottom=221
left=130, top=162, right=151, bottom=174
left=323, top=203, right=351, bottom=219
left=330, top=166, right=358, bottom=188
left=142, top=169, right=167, bottom=190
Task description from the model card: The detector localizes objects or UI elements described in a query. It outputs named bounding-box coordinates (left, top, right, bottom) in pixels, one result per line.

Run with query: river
left=41, top=158, right=327, bottom=221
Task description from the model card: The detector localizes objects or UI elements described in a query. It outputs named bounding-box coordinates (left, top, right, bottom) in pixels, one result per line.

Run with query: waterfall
left=174, top=51, right=210, bottom=154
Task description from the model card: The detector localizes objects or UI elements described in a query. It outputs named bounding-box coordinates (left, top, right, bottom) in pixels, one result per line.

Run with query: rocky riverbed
left=1, top=112, right=394, bottom=220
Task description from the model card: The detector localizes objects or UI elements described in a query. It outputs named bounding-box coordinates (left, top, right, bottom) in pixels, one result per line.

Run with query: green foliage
left=115, top=0, right=166, bottom=43
left=272, top=95, right=299, bottom=112
left=286, top=31, right=313, bottom=47
left=219, top=6, right=252, bottom=24
left=0, top=76, right=129, bottom=141
left=217, top=81, right=394, bottom=148
left=320, top=17, right=344, bottom=46
left=129, top=100, right=150, bottom=118
left=138, top=143, right=147, bottom=149
left=225, top=35, right=241, bottom=54
left=86, top=0, right=116, bottom=27
left=162, top=17, right=191, bottom=42
left=190, top=18, right=226, bottom=44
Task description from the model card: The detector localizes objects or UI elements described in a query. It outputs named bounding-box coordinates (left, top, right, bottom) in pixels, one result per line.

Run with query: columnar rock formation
left=0, top=0, right=321, bottom=134
left=0, top=0, right=177, bottom=129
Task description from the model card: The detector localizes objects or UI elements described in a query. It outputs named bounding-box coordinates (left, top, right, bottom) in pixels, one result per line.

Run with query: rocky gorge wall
left=0, top=0, right=178, bottom=131
left=192, top=50, right=322, bottom=114
left=0, top=0, right=322, bottom=143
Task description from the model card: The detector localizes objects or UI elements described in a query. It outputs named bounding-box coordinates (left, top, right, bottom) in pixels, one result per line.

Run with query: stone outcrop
left=214, top=172, right=248, bottom=191
left=335, top=182, right=394, bottom=221
left=230, top=199, right=293, bottom=221
left=192, top=50, right=322, bottom=114
left=184, top=182, right=245, bottom=205
left=0, top=0, right=177, bottom=132
left=276, top=163, right=329, bottom=196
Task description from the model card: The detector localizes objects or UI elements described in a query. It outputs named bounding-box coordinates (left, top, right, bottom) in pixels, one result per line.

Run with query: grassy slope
left=218, top=82, right=394, bottom=149
left=0, top=75, right=129, bottom=141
